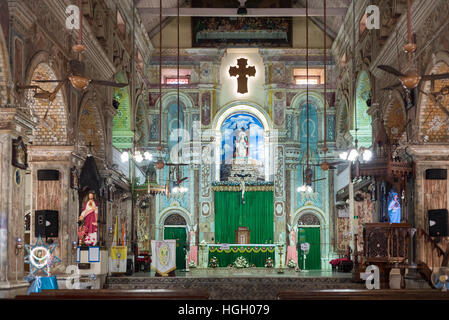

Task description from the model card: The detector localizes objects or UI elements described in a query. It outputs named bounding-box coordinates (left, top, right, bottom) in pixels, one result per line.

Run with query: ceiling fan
left=32, top=0, right=128, bottom=92
left=377, top=0, right=449, bottom=90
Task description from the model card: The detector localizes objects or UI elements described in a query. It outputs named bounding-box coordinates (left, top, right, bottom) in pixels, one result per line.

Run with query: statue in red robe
left=78, top=192, right=98, bottom=246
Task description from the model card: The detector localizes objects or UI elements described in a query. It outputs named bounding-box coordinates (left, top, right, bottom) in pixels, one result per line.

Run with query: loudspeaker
left=426, top=169, right=447, bottom=180
left=35, top=210, right=59, bottom=237
left=428, top=209, right=448, bottom=237
left=126, top=258, right=134, bottom=276
left=37, top=170, right=60, bottom=181
left=35, top=211, right=46, bottom=237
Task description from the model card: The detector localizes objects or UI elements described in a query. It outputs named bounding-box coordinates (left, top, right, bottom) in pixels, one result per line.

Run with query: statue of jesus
left=78, top=192, right=98, bottom=246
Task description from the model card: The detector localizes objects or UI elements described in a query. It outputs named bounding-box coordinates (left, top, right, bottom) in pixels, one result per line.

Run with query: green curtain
left=164, top=227, right=187, bottom=270
left=214, top=191, right=274, bottom=244
left=298, top=227, right=321, bottom=270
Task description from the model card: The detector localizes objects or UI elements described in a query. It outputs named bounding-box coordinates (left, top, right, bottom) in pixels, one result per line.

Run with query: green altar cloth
left=208, top=245, right=275, bottom=267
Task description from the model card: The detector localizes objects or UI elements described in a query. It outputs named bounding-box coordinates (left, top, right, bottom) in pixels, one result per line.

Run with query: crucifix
left=229, top=58, right=256, bottom=94
left=235, top=171, right=251, bottom=204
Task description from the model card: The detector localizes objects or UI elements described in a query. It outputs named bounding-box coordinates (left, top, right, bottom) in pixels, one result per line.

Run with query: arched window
left=353, top=71, right=372, bottom=147
left=164, top=213, right=186, bottom=226
left=298, top=213, right=321, bottom=226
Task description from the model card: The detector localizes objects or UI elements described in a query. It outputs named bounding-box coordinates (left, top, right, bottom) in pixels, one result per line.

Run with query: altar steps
left=104, top=274, right=366, bottom=300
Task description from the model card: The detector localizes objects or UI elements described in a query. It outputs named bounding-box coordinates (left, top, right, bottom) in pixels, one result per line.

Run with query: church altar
left=203, top=244, right=276, bottom=268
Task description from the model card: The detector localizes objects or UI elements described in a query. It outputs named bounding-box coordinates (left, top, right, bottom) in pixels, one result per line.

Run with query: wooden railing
left=417, top=228, right=449, bottom=284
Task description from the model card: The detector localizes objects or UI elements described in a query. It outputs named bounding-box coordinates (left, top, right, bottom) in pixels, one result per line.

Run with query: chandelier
left=339, top=142, right=373, bottom=162
left=120, top=148, right=153, bottom=163
left=297, top=1, right=313, bottom=195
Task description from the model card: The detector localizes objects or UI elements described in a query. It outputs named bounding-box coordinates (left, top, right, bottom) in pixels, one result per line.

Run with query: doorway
left=298, top=227, right=321, bottom=270
left=163, top=226, right=187, bottom=270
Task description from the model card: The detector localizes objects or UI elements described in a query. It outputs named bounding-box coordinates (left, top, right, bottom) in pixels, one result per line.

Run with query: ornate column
left=0, top=107, right=34, bottom=297
left=273, top=131, right=286, bottom=267
left=285, top=156, right=299, bottom=267
left=198, top=128, right=214, bottom=246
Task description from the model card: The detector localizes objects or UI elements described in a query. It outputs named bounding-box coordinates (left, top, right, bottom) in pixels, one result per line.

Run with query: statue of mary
left=234, top=127, right=249, bottom=159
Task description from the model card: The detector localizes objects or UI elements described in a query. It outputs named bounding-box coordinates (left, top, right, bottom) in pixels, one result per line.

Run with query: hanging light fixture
left=171, top=0, right=188, bottom=196
left=154, top=0, right=165, bottom=170
left=120, top=148, right=153, bottom=163
left=297, top=0, right=313, bottom=194
left=121, top=7, right=153, bottom=165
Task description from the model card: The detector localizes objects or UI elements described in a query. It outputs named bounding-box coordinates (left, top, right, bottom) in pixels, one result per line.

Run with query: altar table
left=207, top=244, right=276, bottom=267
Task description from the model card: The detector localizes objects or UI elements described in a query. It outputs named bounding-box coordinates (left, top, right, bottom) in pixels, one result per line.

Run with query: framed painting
left=12, top=136, right=27, bottom=169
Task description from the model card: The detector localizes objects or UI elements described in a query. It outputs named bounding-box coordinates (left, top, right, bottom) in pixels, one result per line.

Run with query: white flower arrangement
left=265, top=257, right=274, bottom=268
left=287, top=259, right=297, bottom=268
left=189, top=260, right=196, bottom=268
left=233, top=256, right=250, bottom=268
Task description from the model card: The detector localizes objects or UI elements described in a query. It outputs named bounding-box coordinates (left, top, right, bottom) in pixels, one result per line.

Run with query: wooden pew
left=15, top=289, right=210, bottom=300
left=277, top=289, right=449, bottom=300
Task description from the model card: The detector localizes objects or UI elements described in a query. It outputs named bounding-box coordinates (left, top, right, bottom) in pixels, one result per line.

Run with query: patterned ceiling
left=136, top=0, right=350, bottom=41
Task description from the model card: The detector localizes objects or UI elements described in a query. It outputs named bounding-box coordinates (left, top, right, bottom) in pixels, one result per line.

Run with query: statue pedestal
left=228, top=159, right=264, bottom=182
left=77, top=247, right=109, bottom=276
left=188, top=246, right=198, bottom=266
left=76, top=247, right=109, bottom=288
left=286, top=246, right=298, bottom=266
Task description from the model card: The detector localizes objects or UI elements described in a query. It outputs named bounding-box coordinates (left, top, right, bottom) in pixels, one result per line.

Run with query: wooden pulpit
left=235, top=227, right=250, bottom=244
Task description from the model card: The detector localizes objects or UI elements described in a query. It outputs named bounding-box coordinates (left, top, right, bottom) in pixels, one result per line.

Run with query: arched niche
left=383, top=90, right=406, bottom=144
left=417, top=52, right=449, bottom=143
left=290, top=91, right=326, bottom=143
left=135, top=96, right=149, bottom=148
left=77, top=94, right=106, bottom=160
left=212, top=101, right=273, bottom=181
left=336, top=94, right=352, bottom=148
left=353, top=70, right=372, bottom=147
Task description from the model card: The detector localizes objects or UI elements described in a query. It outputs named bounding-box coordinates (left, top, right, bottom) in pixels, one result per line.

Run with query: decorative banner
left=209, top=246, right=275, bottom=254
left=110, top=246, right=127, bottom=260
left=151, top=240, right=176, bottom=276
left=109, top=246, right=127, bottom=273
